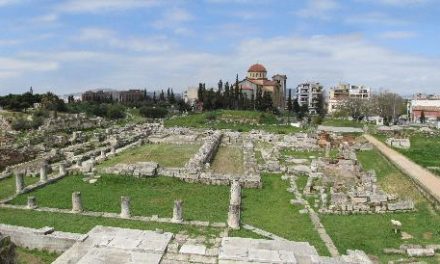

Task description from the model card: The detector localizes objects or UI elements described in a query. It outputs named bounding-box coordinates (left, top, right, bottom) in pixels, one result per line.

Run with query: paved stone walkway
left=285, top=175, right=340, bottom=257
left=364, top=134, right=440, bottom=205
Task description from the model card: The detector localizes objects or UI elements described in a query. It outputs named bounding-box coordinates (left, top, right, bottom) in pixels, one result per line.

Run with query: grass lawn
left=373, top=133, right=440, bottom=176
left=240, top=173, right=330, bottom=256
left=0, top=207, right=222, bottom=237
left=320, top=149, right=440, bottom=263
left=16, top=247, right=59, bottom=264
left=321, top=118, right=366, bottom=128
left=165, top=110, right=304, bottom=134
left=210, top=145, right=243, bottom=174
left=398, top=134, right=440, bottom=176
left=10, top=174, right=229, bottom=222
left=0, top=176, right=39, bottom=200
left=97, top=143, right=201, bottom=168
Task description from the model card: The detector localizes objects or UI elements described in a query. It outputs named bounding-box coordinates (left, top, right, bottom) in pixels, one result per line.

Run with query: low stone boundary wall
left=0, top=224, right=87, bottom=253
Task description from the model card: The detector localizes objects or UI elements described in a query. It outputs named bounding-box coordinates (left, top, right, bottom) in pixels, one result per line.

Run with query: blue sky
left=0, top=0, right=439, bottom=96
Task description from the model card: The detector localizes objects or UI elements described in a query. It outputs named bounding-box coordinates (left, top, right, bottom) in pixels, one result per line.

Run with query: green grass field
left=0, top=176, right=39, bottom=200
left=0, top=207, right=222, bottom=237
left=373, top=133, right=440, bottom=176
left=165, top=110, right=303, bottom=134
left=320, top=149, right=440, bottom=263
left=241, top=173, right=330, bottom=256
left=97, top=143, right=201, bottom=168
left=210, top=145, right=243, bottom=174
left=16, top=247, right=59, bottom=264
left=10, top=174, right=229, bottom=222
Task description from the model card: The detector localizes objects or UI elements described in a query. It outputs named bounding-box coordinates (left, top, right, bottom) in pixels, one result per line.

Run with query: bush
left=139, top=106, right=168, bottom=118
left=106, top=104, right=125, bottom=119
left=206, top=112, right=217, bottom=121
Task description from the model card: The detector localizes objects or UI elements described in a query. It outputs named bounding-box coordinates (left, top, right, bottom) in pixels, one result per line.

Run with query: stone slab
left=53, top=226, right=173, bottom=264
left=179, top=244, right=207, bottom=255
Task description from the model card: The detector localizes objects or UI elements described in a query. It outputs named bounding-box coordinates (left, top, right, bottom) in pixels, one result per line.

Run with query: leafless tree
left=372, top=90, right=404, bottom=125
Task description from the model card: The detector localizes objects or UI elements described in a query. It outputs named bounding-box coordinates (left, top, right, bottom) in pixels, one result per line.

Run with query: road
left=364, top=134, right=440, bottom=205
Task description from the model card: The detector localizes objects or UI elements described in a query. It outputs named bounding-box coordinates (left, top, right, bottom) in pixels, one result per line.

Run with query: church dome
left=248, top=63, right=267, bottom=73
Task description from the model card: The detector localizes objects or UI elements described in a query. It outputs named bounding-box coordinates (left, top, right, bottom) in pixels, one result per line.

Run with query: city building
left=408, top=94, right=440, bottom=123
left=81, top=90, right=113, bottom=102
left=183, top=87, right=199, bottom=105
left=296, top=82, right=323, bottom=114
left=327, top=83, right=371, bottom=113
left=236, top=63, right=287, bottom=109
left=118, top=89, right=146, bottom=104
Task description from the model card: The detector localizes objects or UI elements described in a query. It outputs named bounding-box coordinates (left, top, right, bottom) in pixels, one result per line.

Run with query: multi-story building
left=118, top=89, right=146, bottom=104
left=296, top=82, right=323, bottom=114
left=81, top=90, right=113, bottom=102
left=183, top=87, right=199, bottom=105
left=408, top=93, right=440, bottom=123
left=327, top=83, right=371, bottom=113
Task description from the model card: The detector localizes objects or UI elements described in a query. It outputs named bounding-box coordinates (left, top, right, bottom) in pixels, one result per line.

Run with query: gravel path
left=364, top=134, right=440, bottom=204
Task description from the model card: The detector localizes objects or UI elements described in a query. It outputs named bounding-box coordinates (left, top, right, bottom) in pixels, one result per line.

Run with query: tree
left=261, top=92, right=273, bottom=112
left=139, top=106, right=168, bottom=118
left=420, top=110, right=426, bottom=123
left=293, top=99, right=300, bottom=115
left=41, top=92, right=66, bottom=112
left=372, top=91, right=404, bottom=125
left=159, top=90, right=166, bottom=102
left=315, top=92, right=326, bottom=118
left=287, top=89, right=293, bottom=113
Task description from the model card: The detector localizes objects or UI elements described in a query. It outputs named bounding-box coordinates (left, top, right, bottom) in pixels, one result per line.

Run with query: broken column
left=325, top=142, right=331, bottom=158
left=100, top=150, right=106, bottom=160
left=120, top=196, right=131, bottom=218
left=27, top=196, right=37, bottom=209
left=110, top=146, right=116, bottom=155
left=72, top=192, right=83, bottom=213
left=172, top=200, right=184, bottom=223
left=59, top=162, right=67, bottom=176
left=15, top=172, right=25, bottom=194
left=227, top=180, right=241, bottom=229
left=39, top=161, right=48, bottom=182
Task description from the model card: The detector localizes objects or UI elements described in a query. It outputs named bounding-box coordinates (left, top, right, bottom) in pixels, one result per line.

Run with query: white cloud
left=152, top=7, right=193, bottom=35
left=57, top=0, right=159, bottom=13
left=3, top=33, right=439, bottom=95
left=0, top=0, right=21, bottom=7
left=379, top=31, right=417, bottom=39
left=296, top=0, right=340, bottom=19
left=374, top=0, right=430, bottom=6
left=77, top=27, right=173, bottom=52
left=345, top=12, right=407, bottom=26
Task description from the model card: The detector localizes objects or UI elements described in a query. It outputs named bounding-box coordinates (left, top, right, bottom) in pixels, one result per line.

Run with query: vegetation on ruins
left=374, top=131, right=440, bottom=176
left=321, top=149, right=440, bottom=263
left=11, top=174, right=230, bottom=222
left=97, top=143, right=201, bottom=168
left=241, top=173, right=330, bottom=256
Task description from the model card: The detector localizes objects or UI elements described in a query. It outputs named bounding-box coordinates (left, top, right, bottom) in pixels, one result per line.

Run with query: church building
left=236, top=63, right=287, bottom=109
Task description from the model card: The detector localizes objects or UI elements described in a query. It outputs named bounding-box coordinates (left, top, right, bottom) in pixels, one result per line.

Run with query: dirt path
left=364, top=134, right=440, bottom=204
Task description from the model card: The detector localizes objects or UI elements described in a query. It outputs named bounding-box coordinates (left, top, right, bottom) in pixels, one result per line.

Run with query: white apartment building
left=296, top=82, right=323, bottom=114
left=183, top=87, right=198, bottom=105
left=328, top=83, right=371, bottom=113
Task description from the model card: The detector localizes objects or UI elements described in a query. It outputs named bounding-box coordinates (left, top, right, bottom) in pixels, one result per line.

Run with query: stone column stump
left=120, top=196, right=131, bottom=218
left=172, top=200, right=184, bottom=223
left=72, top=192, right=83, bottom=213
left=27, top=196, right=37, bottom=209
left=15, top=172, right=25, bottom=194
left=227, top=180, right=242, bottom=229
left=59, top=162, right=67, bottom=176
left=39, top=162, right=48, bottom=182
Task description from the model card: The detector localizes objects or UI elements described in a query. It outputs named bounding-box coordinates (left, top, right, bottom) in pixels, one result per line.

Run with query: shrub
left=206, top=112, right=217, bottom=121
left=139, top=106, right=168, bottom=118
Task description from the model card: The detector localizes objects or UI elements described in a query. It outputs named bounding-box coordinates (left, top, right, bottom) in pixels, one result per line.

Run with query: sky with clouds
left=0, top=0, right=439, bottom=96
